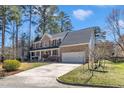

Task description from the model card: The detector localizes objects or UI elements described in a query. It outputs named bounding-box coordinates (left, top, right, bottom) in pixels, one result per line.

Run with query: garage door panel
left=62, top=52, right=85, bottom=63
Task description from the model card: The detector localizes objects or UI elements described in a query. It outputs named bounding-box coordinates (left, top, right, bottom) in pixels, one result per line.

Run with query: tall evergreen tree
left=21, top=5, right=37, bottom=60
left=35, top=5, right=58, bottom=35
left=0, top=5, right=10, bottom=61
left=20, top=33, right=28, bottom=61
left=48, top=15, right=60, bottom=34
left=58, top=11, right=72, bottom=32
left=9, top=6, right=21, bottom=59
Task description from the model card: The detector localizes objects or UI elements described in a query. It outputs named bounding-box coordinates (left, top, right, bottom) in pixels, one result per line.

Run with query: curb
left=56, top=77, right=120, bottom=88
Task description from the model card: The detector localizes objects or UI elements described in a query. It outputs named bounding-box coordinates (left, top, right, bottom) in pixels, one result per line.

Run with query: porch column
left=58, top=49, right=61, bottom=62
left=58, top=49, right=60, bottom=56
left=30, top=51, right=32, bottom=62
left=51, top=50, right=53, bottom=56
left=39, top=51, right=41, bottom=61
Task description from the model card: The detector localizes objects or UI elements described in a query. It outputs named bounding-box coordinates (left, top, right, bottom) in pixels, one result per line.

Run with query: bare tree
left=106, top=9, right=124, bottom=53
left=88, top=27, right=106, bottom=76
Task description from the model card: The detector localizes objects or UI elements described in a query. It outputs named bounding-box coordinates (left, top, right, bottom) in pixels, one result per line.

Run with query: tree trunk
left=29, top=6, right=31, bottom=48
left=16, top=24, right=19, bottom=59
left=1, top=16, right=6, bottom=62
left=60, top=20, right=64, bottom=32
left=21, top=39, right=25, bottom=62
left=42, top=8, right=47, bottom=35
left=28, top=5, right=32, bottom=61
left=12, top=21, right=15, bottom=59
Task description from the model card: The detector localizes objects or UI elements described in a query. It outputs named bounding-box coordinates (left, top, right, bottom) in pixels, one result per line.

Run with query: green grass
left=19, top=62, right=48, bottom=71
left=58, top=60, right=124, bottom=87
left=0, top=62, right=49, bottom=77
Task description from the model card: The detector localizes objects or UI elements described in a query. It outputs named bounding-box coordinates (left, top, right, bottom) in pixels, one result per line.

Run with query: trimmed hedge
left=2, top=60, right=21, bottom=71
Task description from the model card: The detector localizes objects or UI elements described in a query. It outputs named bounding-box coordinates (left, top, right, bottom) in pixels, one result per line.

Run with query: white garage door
left=62, top=52, right=85, bottom=63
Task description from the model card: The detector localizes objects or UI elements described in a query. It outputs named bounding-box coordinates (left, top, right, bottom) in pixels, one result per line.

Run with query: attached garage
left=59, top=27, right=95, bottom=64
left=62, top=52, right=85, bottom=63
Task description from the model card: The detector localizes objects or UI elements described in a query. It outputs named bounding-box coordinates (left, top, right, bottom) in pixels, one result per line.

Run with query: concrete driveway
left=0, top=63, right=83, bottom=88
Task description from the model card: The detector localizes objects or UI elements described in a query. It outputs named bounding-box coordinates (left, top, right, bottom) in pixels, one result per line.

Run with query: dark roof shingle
left=51, top=31, right=68, bottom=39
left=60, top=27, right=99, bottom=46
left=34, top=36, right=42, bottom=42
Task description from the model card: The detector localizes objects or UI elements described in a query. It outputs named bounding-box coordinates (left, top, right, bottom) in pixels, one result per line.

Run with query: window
left=49, top=40, right=51, bottom=47
left=36, top=43, right=39, bottom=48
left=46, top=42, right=49, bottom=47
left=31, top=52, right=35, bottom=56
left=58, top=39, right=61, bottom=44
left=42, top=42, right=45, bottom=47
left=55, top=40, right=57, bottom=46
left=52, top=40, right=57, bottom=46
left=52, top=50, right=58, bottom=55
left=57, top=39, right=61, bottom=45
left=36, top=52, right=40, bottom=56
left=42, top=42, right=48, bottom=47
left=48, top=51, right=51, bottom=55
left=52, top=40, right=54, bottom=46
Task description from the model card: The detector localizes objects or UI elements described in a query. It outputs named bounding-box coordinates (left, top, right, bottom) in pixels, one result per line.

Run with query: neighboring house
left=30, top=27, right=99, bottom=63
left=96, top=41, right=114, bottom=58
left=114, top=44, right=124, bottom=57
left=113, top=35, right=124, bottom=57
left=0, top=40, right=29, bottom=61
left=0, top=47, right=14, bottom=59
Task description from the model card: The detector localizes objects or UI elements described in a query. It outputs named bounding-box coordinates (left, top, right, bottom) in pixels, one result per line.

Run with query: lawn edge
left=56, top=77, right=120, bottom=88
left=0, top=63, right=49, bottom=78
left=20, top=62, right=50, bottom=71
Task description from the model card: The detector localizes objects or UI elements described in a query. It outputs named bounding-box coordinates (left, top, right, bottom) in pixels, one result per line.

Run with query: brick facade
left=60, top=44, right=88, bottom=53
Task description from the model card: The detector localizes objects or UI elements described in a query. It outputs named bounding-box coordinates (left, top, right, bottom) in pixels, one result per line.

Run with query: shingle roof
left=34, top=32, right=68, bottom=42
left=51, top=31, right=68, bottom=40
left=60, top=27, right=99, bottom=46
left=33, top=27, right=100, bottom=44
left=34, top=36, right=42, bottom=42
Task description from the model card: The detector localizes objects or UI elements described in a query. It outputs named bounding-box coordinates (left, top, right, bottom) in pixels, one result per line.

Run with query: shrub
left=16, top=58, right=21, bottom=61
left=47, top=55, right=60, bottom=62
left=2, top=60, right=21, bottom=71
left=42, top=53, right=49, bottom=59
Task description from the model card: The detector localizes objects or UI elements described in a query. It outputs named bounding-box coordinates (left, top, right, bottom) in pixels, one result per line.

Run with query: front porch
left=30, top=48, right=60, bottom=62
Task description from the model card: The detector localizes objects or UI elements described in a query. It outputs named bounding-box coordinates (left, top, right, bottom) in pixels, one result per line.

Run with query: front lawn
left=0, top=62, right=48, bottom=77
left=58, top=60, right=124, bottom=87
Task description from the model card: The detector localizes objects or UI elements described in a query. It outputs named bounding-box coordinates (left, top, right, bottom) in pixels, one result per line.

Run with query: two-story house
left=30, top=27, right=99, bottom=63
left=30, top=31, right=68, bottom=61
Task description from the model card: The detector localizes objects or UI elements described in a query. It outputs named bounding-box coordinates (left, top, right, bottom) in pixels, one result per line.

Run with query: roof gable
left=40, top=33, right=52, bottom=41
left=34, top=32, right=68, bottom=43
left=51, top=32, right=68, bottom=40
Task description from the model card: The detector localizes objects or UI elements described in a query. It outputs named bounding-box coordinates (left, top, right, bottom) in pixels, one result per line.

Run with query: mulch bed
left=0, top=63, right=23, bottom=77
left=0, top=69, right=23, bottom=77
